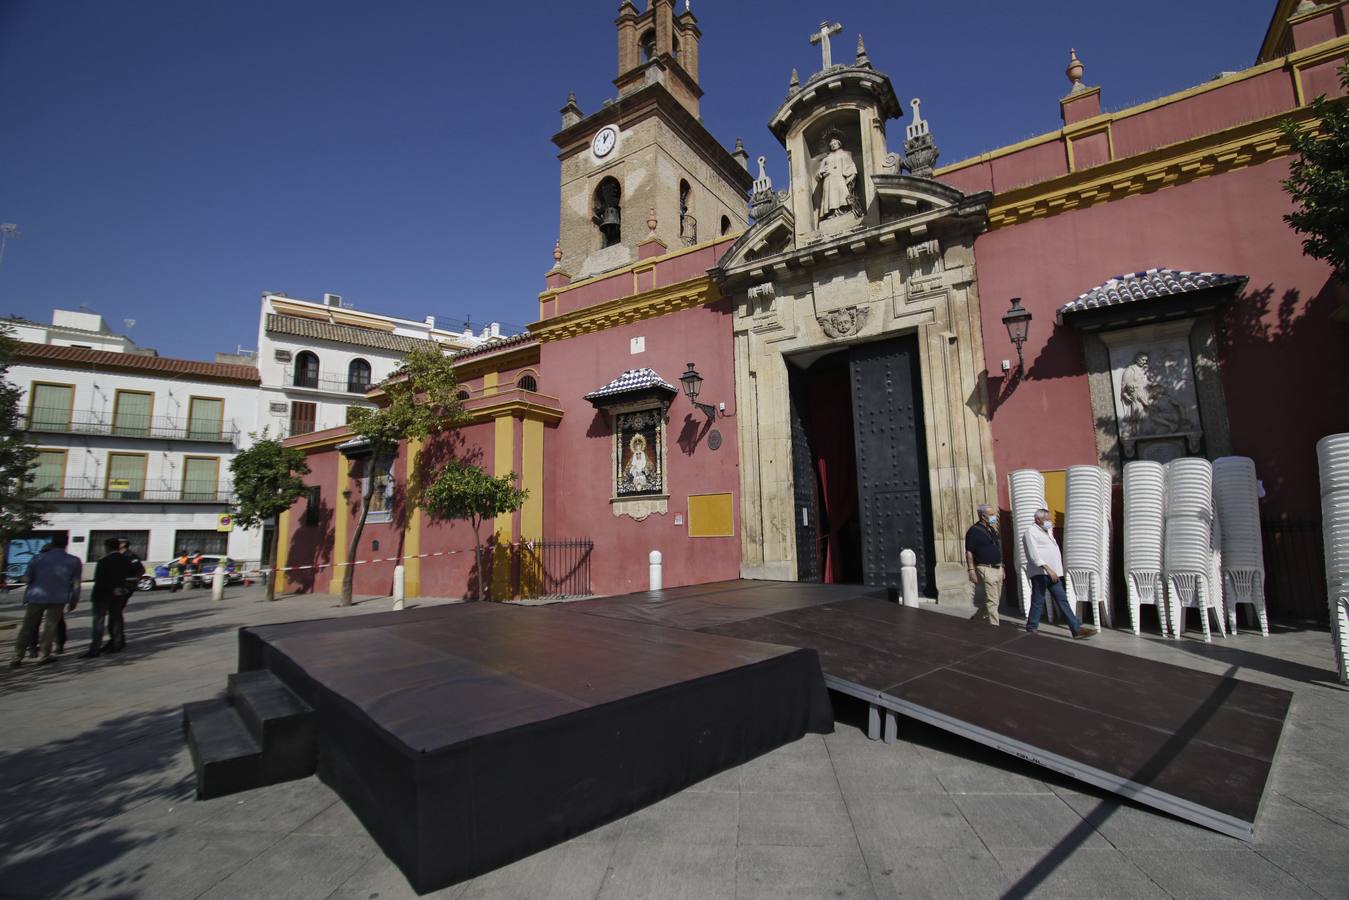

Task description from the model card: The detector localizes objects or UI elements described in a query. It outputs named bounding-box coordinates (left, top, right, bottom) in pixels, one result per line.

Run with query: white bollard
left=900, top=549, right=919, bottom=607
left=392, top=564, right=405, bottom=611
left=211, top=564, right=225, bottom=603
left=649, top=550, right=663, bottom=592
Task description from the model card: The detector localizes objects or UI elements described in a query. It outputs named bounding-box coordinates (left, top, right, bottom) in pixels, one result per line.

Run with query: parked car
left=138, top=556, right=244, bottom=591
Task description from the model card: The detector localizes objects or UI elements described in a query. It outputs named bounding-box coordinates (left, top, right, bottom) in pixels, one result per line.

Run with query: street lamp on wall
left=679, top=363, right=717, bottom=421
left=1001, top=298, right=1033, bottom=374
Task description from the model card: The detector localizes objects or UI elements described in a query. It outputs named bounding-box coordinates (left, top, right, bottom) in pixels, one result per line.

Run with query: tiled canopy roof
left=1057, top=268, right=1246, bottom=323
left=266, top=313, right=438, bottom=354
left=14, top=342, right=260, bottom=384
left=584, top=368, right=677, bottom=403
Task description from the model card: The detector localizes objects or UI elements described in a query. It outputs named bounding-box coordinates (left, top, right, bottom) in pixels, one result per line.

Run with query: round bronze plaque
left=708, top=429, right=723, bottom=451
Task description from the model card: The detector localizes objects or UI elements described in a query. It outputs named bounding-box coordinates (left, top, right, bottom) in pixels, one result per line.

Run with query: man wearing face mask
left=964, top=504, right=1004, bottom=625
left=1022, top=508, right=1096, bottom=639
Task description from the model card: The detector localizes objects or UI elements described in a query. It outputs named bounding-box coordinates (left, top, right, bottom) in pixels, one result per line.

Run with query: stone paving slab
left=0, top=583, right=1346, bottom=899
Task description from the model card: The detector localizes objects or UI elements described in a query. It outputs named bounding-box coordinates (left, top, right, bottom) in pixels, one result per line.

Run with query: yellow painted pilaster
left=492, top=414, right=515, bottom=598
left=274, top=509, right=290, bottom=593
left=521, top=418, right=544, bottom=540
left=334, top=459, right=349, bottom=578
left=404, top=439, right=422, bottom=598
left=483, top=371, right=499, bottom=396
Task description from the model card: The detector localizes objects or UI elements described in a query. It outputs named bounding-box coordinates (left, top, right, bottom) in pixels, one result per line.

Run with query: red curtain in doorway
left=806, top=366, right=857, bottom=584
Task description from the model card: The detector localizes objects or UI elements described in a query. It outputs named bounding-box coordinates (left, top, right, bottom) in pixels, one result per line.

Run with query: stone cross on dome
left=809, top=21, right=843, bottom=70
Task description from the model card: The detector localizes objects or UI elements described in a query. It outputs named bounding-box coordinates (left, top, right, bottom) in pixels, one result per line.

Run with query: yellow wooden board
left=1042, top=469, right=1067, bottom=529
left=687, top=492, right=734, bottom=538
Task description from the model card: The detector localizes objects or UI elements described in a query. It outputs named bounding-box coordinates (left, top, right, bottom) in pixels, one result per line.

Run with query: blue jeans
left=1028, top=574, right=1082, bottom=636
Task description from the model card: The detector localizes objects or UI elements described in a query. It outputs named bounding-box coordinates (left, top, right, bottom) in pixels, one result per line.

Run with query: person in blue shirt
left=9, top=533, right=83, bottom=668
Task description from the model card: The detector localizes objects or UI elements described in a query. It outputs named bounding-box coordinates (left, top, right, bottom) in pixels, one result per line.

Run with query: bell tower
left=550, top=2, right=753, bottom=281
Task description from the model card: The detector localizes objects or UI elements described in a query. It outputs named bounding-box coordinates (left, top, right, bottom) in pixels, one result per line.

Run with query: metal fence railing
left=283, top=368, right=371, bottom=394
left=513, top=539, right=593, bottom=601
left=1261, top=518, right=1328, bottom=625
left=35, top=479, right=236, bottom=504
left=24, top=408, right=239, bottom=444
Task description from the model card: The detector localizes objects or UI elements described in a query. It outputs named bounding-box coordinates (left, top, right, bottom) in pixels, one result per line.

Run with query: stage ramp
left=566, top=582, right=1291, bottom=841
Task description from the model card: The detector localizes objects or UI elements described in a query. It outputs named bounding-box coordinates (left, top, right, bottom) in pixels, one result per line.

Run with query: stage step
left=183, top=671, right=316, bottom=799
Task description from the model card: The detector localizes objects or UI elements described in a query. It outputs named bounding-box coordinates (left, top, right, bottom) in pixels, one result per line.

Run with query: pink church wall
left=975, top=157, right=1349, bottom=521
left=540, top=298, right=741, bottom=596
left=283, top=449, right=337, bottom=595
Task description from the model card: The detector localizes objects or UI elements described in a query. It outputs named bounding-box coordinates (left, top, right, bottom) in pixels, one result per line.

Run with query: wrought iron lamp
left=679, top=363, right=717, bottom=421
left=1001, top=298, right=1033, bottom=373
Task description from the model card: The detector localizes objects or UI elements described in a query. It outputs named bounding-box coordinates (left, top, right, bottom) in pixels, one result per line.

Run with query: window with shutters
left=347, top=358, right=372, bottom=393
left=28, top=383, right=74, bottom=431
left=32, top=449, right=66, bottom=497
left=112, top=390, right=153, bottom=437
left=187, top=397, right=224, bottom=441
left=290, top=401, right=317, bottom=436
left=182, top=456, right=220, bottom=501
left=294, top=351, right=320, bottom=388
left=105, top=453, right=147, bottom=499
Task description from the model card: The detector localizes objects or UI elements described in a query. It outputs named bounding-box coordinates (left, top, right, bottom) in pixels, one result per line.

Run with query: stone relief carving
left=902, top=99, right=940, bottom=177
left=1106, top=332, right=1203, bottom=462
left=817, top=305, right=870, bottom=339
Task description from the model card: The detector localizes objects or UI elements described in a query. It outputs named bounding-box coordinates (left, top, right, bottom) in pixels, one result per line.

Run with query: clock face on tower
left=592, top=126, right=618, bottom=159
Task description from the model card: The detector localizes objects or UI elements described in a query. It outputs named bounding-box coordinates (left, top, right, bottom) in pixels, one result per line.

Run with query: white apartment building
left=255, top=292, right=489, bottom=438
left=5, top=310, right=263, bottom=579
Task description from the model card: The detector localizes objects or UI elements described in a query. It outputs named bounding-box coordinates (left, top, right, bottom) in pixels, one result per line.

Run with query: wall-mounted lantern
left=1001, top=298, right=1033, bottom=373
left=679, top=363, right=717, bottom=421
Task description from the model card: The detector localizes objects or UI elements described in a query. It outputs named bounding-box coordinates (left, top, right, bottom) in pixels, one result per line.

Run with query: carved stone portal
left=817, top=305, right=870, bottom=339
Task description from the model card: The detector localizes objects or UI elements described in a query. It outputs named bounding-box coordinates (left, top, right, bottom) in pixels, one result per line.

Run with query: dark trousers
left=91, top=596, right=128, bottom=651
left=1028, top=574, right=1082, bottom=636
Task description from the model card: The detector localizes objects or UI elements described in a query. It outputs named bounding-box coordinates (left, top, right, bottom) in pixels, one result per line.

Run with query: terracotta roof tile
left=14, top=342, right=261, bottom=384
left=266, top=313, right=441, bottom=354
left=1057, top=268, right=1247, bottom=323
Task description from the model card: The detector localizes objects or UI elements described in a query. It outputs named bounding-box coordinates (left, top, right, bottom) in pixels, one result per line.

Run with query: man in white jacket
left=1022, top=508, right=1097, bottom=639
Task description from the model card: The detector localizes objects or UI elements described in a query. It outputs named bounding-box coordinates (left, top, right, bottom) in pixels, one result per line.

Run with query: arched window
left=347, top=358, right=371, bottom=394
left=517, top=374, right=538, bottom=392
left=639, top=30, right=656, bottom=62
left=720, top=215, right=732, bottom=236
left=294, top=351, right=319, bottom=389
left=679, top=179, right=696, bottom=245
left=593, top=177, right=622, bottom=249
left=456, top=390, right=470, bottom=401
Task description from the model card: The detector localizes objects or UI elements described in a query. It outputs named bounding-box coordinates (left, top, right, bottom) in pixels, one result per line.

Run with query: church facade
left=277, top=0, right=1348, bottom=620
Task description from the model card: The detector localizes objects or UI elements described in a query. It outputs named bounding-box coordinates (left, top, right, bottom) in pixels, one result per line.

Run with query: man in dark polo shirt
left=965, top=504, right=1004, bottom=625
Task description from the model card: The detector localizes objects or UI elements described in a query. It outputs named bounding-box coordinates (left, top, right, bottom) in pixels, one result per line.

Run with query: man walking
left=1022, top=508, right=1097, bottom=640
left=965, top=504, right=1004, bottom=625
left=109, top=538, right=144, bottom=650
left=10, top=534, right=83, bottom=668
left=83, top=538, right=139, bottom=657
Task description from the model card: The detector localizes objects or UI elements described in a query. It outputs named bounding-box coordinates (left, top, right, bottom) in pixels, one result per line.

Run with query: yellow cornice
left=452, top=343, right=540, bottom=381
left=285, top=428, right=354, bottom=452
left=986, top=107, right=1322, bottom=229
left=531, top=275, right=720, bottom=342
left=464, top=393, right=564, bottom=425
left=537, top=231, right=740, bottom=304
left=939, top=36, right=1349, bottom=179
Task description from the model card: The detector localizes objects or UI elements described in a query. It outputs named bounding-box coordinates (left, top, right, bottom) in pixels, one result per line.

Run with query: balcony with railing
left=34, top=478, right=236, bottom=504
left=23, top=408, right=239, bottom=444
left=283, top=368, right=372, bottom=395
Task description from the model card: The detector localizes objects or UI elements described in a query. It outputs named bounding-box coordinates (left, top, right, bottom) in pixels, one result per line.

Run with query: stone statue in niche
left=815, top=133, right=859, bottom=225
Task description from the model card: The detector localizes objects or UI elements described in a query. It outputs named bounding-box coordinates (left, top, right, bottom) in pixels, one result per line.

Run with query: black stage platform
left=562, top=582, right=1293, bottom=841
left=229, top=581, right=1291, bottom=894
left=237, top=601, right=833, bottom=893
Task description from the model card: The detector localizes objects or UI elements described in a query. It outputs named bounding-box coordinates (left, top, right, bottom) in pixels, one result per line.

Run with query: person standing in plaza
left=109, top=538, right=144, bottom=649
left=9, top=534, right=83, bottom=668
left=964, top=504, right=1004, bottom=625
left=83, top=537, right=139, bottom=657
left=1022, top=508, right=1096, bottom=640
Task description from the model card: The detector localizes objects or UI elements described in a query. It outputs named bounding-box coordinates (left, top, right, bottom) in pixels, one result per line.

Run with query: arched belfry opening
left=593, top=177, right=622, bottom=248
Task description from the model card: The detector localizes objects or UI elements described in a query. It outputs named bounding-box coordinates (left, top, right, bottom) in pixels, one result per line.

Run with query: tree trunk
left=266, top=527, right=279, bottom=602
left=341, top=457, right=379, bottom=607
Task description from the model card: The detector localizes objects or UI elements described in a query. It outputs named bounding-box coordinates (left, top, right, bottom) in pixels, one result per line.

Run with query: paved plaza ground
left=1, top=583, right=1346, bottom=899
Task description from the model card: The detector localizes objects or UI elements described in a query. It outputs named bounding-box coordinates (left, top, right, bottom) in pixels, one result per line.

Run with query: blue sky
left=1, top=0, right=1276, bottom=361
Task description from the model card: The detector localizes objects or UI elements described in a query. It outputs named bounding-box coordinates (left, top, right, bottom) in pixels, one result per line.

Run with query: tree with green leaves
left=421, top=459, right=528, bottom=601
left=1281, top=63, right=1349, bottom=284
left=0, top=324, right=49, bottom=548
left=229, top=430, right=311, bottom=601
left=342, top=345, right=467, bottom=606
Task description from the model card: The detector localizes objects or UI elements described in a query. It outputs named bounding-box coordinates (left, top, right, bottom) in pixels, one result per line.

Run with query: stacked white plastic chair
left=1123, top=461, right=1166, bottom=635
left=1212, top=456, right=1268, bottom=636
left=1318, top=433, right=1349, bottom=683
left=1163, top=457, right=1226, bottom=641
left=1064, top=465, right=1113, bottom=628
left=1008, top=469, right=1046, bottom=618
